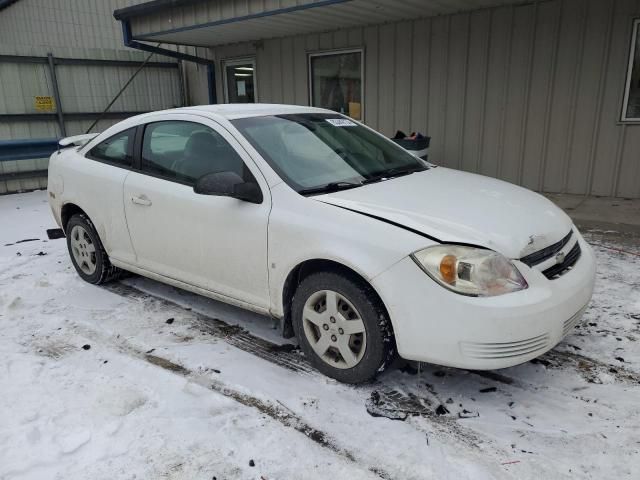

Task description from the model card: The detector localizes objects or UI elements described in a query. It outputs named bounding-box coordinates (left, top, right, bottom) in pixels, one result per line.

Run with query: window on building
left=623, top=19, right=640, bottom=121
left=87, top=128, right=135, bottom=167
left=309, top=49, right=363, bottom=121
left=141, top=121, right=246, bottom=185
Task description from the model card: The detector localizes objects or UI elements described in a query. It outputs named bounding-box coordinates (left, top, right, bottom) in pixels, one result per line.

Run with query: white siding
left=209, top=0, right=640, bottom=198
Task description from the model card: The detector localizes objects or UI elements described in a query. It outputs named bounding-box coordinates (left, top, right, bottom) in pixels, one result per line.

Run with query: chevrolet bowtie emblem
left=555, top=251, right=566, bottom=264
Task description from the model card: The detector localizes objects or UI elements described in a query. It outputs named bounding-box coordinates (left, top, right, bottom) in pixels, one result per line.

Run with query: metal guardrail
left=0, top=138, right=58, bottom=183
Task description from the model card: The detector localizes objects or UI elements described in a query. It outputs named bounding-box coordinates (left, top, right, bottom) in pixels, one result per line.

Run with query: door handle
left=131, top=195, right=152, bottom=206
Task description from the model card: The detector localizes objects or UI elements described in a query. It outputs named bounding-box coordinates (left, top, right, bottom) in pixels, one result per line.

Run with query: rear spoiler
left=58, top=133, right=99, bottom=149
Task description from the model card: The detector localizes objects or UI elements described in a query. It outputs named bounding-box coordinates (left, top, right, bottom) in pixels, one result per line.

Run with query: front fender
left=267, top=185, right=434, bottom=317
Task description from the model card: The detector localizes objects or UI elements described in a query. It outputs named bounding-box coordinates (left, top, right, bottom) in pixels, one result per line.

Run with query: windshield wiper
left=362, top=165, right=426, bottom=184
left=298, top=181, right=363, bottom=196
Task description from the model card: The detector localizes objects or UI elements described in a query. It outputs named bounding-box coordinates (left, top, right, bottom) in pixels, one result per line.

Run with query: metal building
left=2, top=0, right=639, bottom=199
left=112, top=0, right=640, bottom=199
left=0, top=0, right=184, bottom=193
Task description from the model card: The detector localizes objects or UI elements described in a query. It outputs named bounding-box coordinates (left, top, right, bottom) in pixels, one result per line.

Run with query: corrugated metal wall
left=0, top=0, right=182, bottom=194
left=0, top=0, right=140, bottom=51
left=211, top=0, right=640, bottom=198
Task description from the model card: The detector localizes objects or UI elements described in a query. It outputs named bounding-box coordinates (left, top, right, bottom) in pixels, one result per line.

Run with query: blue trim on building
left=130, top=0, right=354, bottom=39
left=0, top=138, right=59, bottom=162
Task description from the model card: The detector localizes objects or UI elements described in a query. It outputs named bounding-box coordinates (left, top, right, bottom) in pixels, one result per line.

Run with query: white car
left=48, top=104, right=596, bottom=384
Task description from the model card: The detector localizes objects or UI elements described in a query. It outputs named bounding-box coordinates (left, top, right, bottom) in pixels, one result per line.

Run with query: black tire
left=66, top=213, right=120, bottom=285
left=292, top=271, right=396, bottom=384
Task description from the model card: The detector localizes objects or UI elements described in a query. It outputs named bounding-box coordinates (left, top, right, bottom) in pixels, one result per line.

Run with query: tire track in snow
left=103, top=281, right=504, bottom=460
left=55, top=317, right=396, bottom=480
left=105, top=282, right=316, bottom=375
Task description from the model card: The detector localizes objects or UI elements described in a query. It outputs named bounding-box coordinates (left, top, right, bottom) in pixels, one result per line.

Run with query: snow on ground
left=1, top=190, right=639, bottom=480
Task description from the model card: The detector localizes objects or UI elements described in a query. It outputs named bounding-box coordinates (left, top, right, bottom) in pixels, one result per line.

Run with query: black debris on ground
left=365, top=391, right=408, bottom=421
left=249, top=459, right=255, bottom=467
left=479, top=387, right=497, bottom=393
left=165, top=318, right=174, bottom=325
left=46, top=228, right=65, bottom=240
left=399, top=362, right=419, bottom=375
left=615, top=357, right=625, bottom=362
left=4, top=238, right=39, bottom=246
left=35, top=251, right=47, bottom=256
left=16, top=238, right=39, bottom=244
left=435, top=404, right=449, bottom=416
left=530, top=357, right=552, bottom=367
left=81, top=344, right=91, bottom=350
left=470, top=370, right=514, bottom=385
left=267, top=343, right=298, bottom=353
left=458, top=409, right=479, bottom=419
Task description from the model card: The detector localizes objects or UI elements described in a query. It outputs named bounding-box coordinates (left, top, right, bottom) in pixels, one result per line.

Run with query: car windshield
left=231, top=113, right=428, bottom=194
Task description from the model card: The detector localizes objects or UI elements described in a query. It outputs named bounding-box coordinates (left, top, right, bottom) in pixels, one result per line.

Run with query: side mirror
left=232, top=181, right=263, bottom=204
left=194, top=171, right=263, bottom=204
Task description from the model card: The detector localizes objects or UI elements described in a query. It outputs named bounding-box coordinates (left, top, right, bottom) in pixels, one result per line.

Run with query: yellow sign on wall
left=34, top=96, right=55, bottom=112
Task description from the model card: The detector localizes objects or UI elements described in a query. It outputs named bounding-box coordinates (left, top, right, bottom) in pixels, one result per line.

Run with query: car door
left=122, top=113, right=271, bottom=310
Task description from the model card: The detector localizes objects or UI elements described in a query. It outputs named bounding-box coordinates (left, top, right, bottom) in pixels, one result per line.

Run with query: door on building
left=223, top=58, right=257, bottom=103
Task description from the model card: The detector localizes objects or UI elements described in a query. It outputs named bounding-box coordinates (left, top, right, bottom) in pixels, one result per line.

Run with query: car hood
left=313, top=167, right=573, bottom=259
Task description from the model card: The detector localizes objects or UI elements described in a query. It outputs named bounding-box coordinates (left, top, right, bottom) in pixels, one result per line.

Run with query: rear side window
left=87, top=128, right=135, bottom=167
left=141, top=120, right=247, bottom=185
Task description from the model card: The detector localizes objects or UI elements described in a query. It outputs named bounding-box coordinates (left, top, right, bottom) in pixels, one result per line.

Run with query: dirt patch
left=145, top=354, right=190, bottom=374
left=541, top=350, right=640, bottom=385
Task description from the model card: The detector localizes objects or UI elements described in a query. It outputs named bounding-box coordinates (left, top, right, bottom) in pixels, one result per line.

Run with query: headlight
left=411, top=245, right=528, bottom=297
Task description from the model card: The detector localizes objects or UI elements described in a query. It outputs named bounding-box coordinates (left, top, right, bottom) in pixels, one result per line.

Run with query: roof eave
left=113, top=0, right=201, bottom=20
left=0, top=0, right=21, bottom=12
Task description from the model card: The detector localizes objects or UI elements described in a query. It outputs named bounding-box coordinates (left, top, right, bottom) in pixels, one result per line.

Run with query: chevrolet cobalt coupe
left=48, top=104, right=596, bottom=383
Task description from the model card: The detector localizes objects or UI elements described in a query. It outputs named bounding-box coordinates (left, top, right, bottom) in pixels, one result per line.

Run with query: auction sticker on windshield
left=326, top=118, right=357, bottom=127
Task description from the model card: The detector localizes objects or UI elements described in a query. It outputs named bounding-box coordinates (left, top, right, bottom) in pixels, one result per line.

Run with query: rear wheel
left=66, top=214, right=119, bottom=284
left=292, top=271, right=395, bottom=384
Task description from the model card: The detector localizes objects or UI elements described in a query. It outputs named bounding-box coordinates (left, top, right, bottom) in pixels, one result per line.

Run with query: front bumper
left=371, top=234, right=596, bottom=370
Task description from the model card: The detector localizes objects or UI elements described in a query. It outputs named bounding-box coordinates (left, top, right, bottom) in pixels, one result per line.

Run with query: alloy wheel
left=302, top=289, right=367, bottom=369
left=70, top=225, right=97, bottom=275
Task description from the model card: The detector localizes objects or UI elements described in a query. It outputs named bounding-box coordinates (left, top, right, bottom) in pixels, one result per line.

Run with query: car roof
left=154, top=103, right=335, bottom=120
left=83, top=103, right=341, bottom=151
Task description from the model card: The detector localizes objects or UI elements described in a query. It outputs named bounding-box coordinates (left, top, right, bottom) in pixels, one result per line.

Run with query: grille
left=520, top=230, right=573, bottom=267
left=460, top=333, right=550, bottom=360
left=542, top=242, right=581, bottom=279
left=562, top=305, right=588, bottom=337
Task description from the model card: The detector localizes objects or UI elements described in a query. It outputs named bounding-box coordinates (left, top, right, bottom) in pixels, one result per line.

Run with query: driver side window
left=141, top=121, right=246, bottom=185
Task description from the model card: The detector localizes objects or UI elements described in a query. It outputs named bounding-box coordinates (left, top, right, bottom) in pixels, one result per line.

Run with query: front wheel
left=292, top=271, right=395, bottom=384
